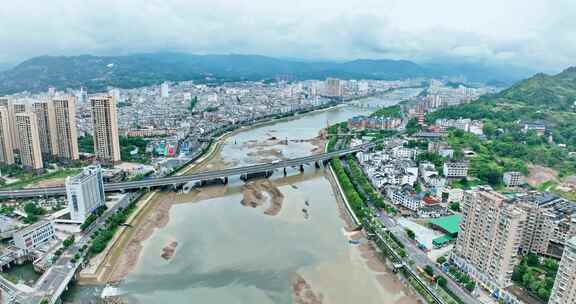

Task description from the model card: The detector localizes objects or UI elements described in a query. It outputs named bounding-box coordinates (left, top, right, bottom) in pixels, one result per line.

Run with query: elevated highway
left=0, top=144, right=373, bottom=199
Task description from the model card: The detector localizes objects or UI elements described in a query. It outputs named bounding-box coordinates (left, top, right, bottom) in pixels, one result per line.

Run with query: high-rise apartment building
left=549, top=237, right=576, bottom=304
left=516, top=192, right=576, bottom=258
left=53, top=95, right=79, bottom=161
left=324, top=78, right=343, bottom=98
left=160, top=82, right=170, bottom=98
left=9, top=100, right=30, bottom=151
left=0, top=107, right=14, bottom=164
left=90, top=95, right=121, bottom=164
left=32, top=100, right=59, bottom=159
left=15, top=112, right=43, bottom=171
left=65, top=165, right=105, bottom=222
left=453, top=187, right=526, bottom=291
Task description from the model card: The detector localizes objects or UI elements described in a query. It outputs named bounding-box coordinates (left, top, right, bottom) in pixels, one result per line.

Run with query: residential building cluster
left=434, top=118, right=484, bottom=136
left=0, top=92, right=124, bottom=171
left=0, top=95, right=79, bottom=171
left=347, top=115, right=403, bottom=130
left=356, top=140, right=454, bottom=216
left=452, top=187, right=576, bottom=303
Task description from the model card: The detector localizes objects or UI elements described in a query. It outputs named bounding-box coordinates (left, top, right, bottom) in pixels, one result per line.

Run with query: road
left=31, top=193, right=139, bottom=304
left=0, top=144, right=374, bottom=199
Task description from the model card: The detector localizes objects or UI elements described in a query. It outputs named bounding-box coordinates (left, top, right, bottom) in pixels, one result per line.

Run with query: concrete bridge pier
left=241, top=171, right=273, bottom=181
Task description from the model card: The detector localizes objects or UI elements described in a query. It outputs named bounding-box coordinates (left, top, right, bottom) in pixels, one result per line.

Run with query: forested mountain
left=0, top=53, right=532, bottom=94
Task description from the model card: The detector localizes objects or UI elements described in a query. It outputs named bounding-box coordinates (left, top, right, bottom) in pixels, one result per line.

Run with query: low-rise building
left=391, top=146, right=416, bottom=159
left=13, top=220, right=55, bottom=251
left=443, top=161, right=469, bottom=178
left=503, top=171, right=522, bottom=187
left=387, top=187, right=422, bottom=211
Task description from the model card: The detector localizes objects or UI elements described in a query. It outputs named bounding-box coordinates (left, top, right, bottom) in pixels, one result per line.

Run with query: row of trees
left=331, top=158, right=367, bottom=220
left=80, top=205, right=108, bottom=230
left=346, top=156, right=395, bottom=213
left=89, top=201, right=137, bottom=255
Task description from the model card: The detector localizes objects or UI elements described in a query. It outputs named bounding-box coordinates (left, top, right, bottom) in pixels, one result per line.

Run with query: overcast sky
left=0, top=0, right=574, bottom=71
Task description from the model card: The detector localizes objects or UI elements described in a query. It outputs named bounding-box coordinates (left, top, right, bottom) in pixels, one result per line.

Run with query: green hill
left=426, top=66, right=576, bottom=184
left=497, top=67, right=576, bottom=110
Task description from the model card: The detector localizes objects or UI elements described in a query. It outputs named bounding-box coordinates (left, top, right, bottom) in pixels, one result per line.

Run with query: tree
left=406, top=118, right=420, bottom=135
left=414, top=183, right=422, bottom=193
left=449, top=202, right=461, bottom=212
left=63, top=235, right=75, bottom=248
left=189, top=96, right=198, bottom=112
left=405, top=228, right=416, bottom=240
left=398, top=249, right=407, bottom=258
left=512, top=262, right=527, bottom=282
left=526, top=253, right=540, bottom=267
left=436, top=256, right=447, bottom=265
left=424, top=265, right=434, bottom=277
left=437, top=276, right=447, bottom=288
left=465, top=281, right=476, bottom=292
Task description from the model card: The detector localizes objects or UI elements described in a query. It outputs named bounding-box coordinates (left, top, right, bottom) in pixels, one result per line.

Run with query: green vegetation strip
left=89, top=196, right=140, bottom=255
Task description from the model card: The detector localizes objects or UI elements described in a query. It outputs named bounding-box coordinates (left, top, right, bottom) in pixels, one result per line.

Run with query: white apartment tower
left=53, top=95, right=79, bottom=161
left=66, top=165, right=106, bottom=223
left=0, top=107, right=14, bottom=164
left=90, top=95, right=121, bottom=164
left=15, top=112, right=44, bottom=171
left=453, top=188, right=526, bottom=291
left=160, top=82, right=170, bottom=98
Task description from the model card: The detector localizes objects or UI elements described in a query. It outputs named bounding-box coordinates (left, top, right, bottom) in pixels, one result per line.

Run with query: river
left=64, top=96, right=419, bottom=304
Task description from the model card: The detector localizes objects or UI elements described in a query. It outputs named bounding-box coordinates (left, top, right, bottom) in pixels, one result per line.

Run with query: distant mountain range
left=0, top=53, right=539, bottom=94
left=496, top=67, right=576, bottom=110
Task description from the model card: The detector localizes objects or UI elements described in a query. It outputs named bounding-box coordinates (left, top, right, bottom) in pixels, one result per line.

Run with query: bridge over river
left=0, top=144, right=374, bottom=200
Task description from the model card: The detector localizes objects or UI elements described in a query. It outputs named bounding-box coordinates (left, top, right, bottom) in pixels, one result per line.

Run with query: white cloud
left=0, top=0, right=574, bottom=70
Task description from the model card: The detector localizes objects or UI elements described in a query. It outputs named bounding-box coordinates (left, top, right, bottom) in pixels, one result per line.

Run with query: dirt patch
left=527, top=165, right=558, bottom=186
left=246, top=148, right=287, bottom=160
left=196, top=153, right=239, bottom=172
left=107, top=195, right=173, bottom=282
left=161, top=240, right=178, bottom=260
left=240, top=179, right=285, bottom=216
left=241, top=182, right=267, bottom=208
left=100, top=296, right=129, bottom=304
left=308, top=135, right=327, bottom=154
left=291, top=273, right=324, bottom=304
left=35, top=178, right=67, bottom=188
left=563, top=175, right=576, bottom=188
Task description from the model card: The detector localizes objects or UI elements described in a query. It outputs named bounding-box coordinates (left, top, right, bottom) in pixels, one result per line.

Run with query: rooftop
left=430, top=214, right=462, bottom=235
